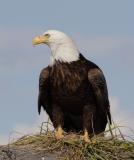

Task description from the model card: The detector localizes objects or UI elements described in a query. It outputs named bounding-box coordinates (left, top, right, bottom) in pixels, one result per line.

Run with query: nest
left=6, top=121, right=134, bottom=160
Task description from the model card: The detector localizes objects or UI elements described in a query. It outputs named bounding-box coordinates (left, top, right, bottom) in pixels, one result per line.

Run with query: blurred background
left=0, top=0, right=134, bottom=144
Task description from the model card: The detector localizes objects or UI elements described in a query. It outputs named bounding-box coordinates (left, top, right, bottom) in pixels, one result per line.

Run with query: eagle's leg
left=82, top=104, right=95, bottom=143
left=52, top=104, right=64, bottom=139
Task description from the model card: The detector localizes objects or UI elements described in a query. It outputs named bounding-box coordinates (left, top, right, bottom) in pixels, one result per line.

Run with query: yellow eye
left=44, top=34, right=50, bottom=38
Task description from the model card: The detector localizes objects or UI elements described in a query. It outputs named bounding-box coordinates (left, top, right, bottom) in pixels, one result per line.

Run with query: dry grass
left=9, top=121, right=134, bottom=160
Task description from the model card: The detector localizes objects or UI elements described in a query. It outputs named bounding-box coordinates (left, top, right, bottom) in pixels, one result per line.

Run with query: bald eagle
left=32, top=30, right=111, bottom=142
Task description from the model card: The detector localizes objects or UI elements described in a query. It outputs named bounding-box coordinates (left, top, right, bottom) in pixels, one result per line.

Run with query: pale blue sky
left=0, top=0, right=134, bottom=143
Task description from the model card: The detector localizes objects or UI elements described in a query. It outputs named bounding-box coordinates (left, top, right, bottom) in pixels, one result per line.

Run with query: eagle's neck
left=49, top=41, right=79, bottom=66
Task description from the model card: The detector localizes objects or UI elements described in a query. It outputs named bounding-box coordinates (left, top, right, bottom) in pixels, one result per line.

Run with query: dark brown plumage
left=38, top=54, right=111, bottom=135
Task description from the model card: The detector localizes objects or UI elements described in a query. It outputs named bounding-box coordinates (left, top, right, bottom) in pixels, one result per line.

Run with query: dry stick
left=46, top=117, right=50, bottom=133
left=40, top=118, right=53, bottom=135
left=40, top=122, right=44, bottom=134
left=40, top=121, right=52, bottom=134
left=110, top=116, right=118, bottom=137
left=107, top=115, right=114, bottom=138
left=122, top=135, right=134, bottom=141
left=119, top=126, right=134, bottom=138
left=93, top=152, right=106, bottom=160
left=117, top=126, right=125, bottom=141
left=94, top=146, right=118, bottom=160
left=112, top=119, right=125, bottom=141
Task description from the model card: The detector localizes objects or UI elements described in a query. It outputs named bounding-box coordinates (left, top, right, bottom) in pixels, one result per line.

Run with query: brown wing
left=88, top=68, right=111, bottom=124
left=38, top=67, right=50, bottom=114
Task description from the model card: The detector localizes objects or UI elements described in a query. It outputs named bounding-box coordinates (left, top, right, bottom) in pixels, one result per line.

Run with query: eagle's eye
left=44, top=33, right=50, bottom=38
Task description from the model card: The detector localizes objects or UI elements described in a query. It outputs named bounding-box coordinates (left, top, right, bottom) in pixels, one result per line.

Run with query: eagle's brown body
left=38, top=54, right=111, bottom=135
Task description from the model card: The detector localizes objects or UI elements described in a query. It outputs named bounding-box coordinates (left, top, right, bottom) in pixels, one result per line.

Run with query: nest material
left=9, top=131, right=134, bottom=160
left=1, top=120, right=134, bottom=160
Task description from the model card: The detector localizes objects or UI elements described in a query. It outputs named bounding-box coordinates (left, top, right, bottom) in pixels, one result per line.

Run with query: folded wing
left=88, top=68, right=111, bottom=124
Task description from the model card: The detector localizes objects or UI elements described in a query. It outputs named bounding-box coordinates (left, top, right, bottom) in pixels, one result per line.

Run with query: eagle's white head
left=32, top=30, right=79, bottom=66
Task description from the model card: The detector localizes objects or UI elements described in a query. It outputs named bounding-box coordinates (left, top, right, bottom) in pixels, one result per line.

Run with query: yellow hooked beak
left=32, top=35, right=49, bottom=45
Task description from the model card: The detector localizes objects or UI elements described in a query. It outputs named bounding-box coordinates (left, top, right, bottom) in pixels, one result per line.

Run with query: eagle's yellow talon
left=84, top=137, right=91, bottom=143
left=55, top=126, right=64, bottom=140
left=81, top=130, right=91, bottom=143
left=55, top=133, right=64, bottom=139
